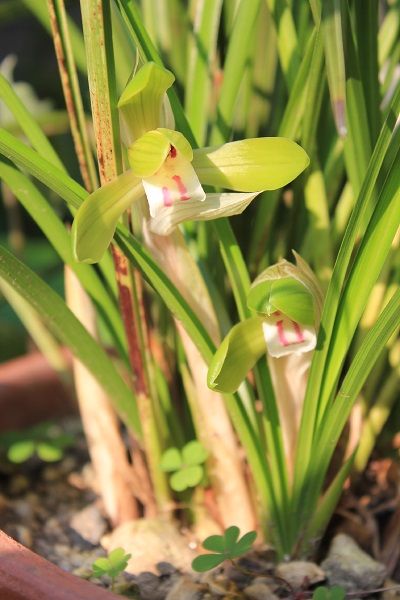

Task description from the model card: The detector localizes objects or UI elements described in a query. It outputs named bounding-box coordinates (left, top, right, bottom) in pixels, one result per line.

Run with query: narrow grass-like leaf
left=320, top=150, right=400, bottom=411
left=302, top=451, right=355, bottom=551
left=210, top=0, right=261, bottom=145
left=342, top=2, right=372, bottom=196
left=265, top=0, right=301, bottom=91
left=114, top=0, right=196, bottom=145
left=185, top=0, right=223, bottom=145
left=354, top=1, right=380, bottom=145
left=321, top=0, right=346, bottom=136
left=0, top=127, right=276, bottom=543
left=292, top=85, right=400, bottom=539
left=0, top=128, right=215, bottom=360
left=0, top=72, right=64, bottom=170
left=298, top=287, right=400, bottom=540
left=22, top=0, right=87, bottom=74
left=0, top=159, right=127, bottom=357
left=47, top=0, right=98, bottom=191
left=0, top=245, right=140, bottom=435
left=248, top=29, right=318, bottom=267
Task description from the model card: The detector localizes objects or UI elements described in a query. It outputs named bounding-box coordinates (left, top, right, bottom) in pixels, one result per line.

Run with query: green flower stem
left=47, top=0, right=98, bottom=192
left=113, top=0, right=291, bottom=543
left=80, top=0, right=171, bottom=508
left=213, top=219, right=290, bottom=551
left=22, top=0, right=87, bottom=74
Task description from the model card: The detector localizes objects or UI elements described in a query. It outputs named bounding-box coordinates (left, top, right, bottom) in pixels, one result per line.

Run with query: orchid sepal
left=192, top=137, right=310, bottom=192
left=207, top=316, right=266, bottom=393
left=72, top=170, right=143, bottom=264
left=118, top=62, right=175, bottom=142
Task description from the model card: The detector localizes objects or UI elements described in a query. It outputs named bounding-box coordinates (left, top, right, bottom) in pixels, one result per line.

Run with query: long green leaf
left=303, top=287, right=400, bottom=526
left=292, top=84, right=400, bottom=534
left=0, top=73, right=64, bottom=170
left=0, top=159, right=127, bottom=358
left=210, top=0, right=262, bottom=145
left=0, top=244, right=140, bottom=435
left=185, top=0, right=223, bottom=145
left=22, top=0, right=87, bottom=74
left=0, top=128, right=216, bottom=364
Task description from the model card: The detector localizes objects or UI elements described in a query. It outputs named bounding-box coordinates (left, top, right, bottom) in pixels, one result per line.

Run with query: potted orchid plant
left=0, top=3, right=399, bottom=596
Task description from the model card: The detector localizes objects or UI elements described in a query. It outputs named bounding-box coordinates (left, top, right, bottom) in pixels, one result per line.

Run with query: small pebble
left=8, top=474, right=30, bottom=495
left=6, top=523, right=33, bottom=548
left=157, top=561, right=179, bottom=576
left=165, top=576, right=206, bottom=600
left=42, top=466, right=60, bottom=482
left=13, top=498, right=33, bottom=520
left=243, top=580, right=279, bottom=600
left=276, top=560, right=325, bottom=589
left=321, top=533, right=386, bottom=592
left=69, top=503, right=107, bottom=545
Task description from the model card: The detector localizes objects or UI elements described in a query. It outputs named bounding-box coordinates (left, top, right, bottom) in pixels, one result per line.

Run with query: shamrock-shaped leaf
left=36, top=442, right=64, bottom=462
left=92, top=548, right=131, bottom=579
left=192, top=526, right=257, bottom=572
left=312, top=586, right=346, bottom=600
left=7, top=440, right=35, bottom=463
left=0, top=422, right=73, bottom=464
left=160, top=447, right=182, bottom=472
left=160, top=441, right=207, bottom=492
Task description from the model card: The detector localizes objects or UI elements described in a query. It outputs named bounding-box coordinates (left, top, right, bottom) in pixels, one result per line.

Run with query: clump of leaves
left=0, top=422, right=73, bottom=463
left=160, top=440, right=207, bottom=492
left=92, top=547, right=131, bottom=590
left=312, top=586, right=346, bottom=600
left=192, top=526, right=257, bottom=572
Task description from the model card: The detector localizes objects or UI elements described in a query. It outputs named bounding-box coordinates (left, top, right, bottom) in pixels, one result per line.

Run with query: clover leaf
left=313, top=586, right=346, bottom=600
left=92, top=547, right=131, bottom=580
left=160, top=440, right=207, bottom=492
left=191, top=526, right=257, bottom=572
left=0, top=422, right=73, bottom=464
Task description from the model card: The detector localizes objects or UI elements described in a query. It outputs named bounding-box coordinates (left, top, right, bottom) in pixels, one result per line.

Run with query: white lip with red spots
left=142, top=145, right=206, bottom=218
left=262, top=311, right=316, bottom=358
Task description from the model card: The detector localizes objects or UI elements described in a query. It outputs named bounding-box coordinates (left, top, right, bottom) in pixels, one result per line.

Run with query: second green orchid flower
left=72, top=62, right=310, bottom=264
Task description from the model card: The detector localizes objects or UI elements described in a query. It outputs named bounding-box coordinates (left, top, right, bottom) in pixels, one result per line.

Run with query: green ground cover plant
left=0, top=0, right=399, bottom=562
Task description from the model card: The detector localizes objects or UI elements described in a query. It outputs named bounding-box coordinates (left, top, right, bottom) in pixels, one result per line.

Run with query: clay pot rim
left=0, top=529, right=120, bottom=600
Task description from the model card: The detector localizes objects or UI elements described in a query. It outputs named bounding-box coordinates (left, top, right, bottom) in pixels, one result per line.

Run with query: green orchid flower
left=208, top=252, right=323, bottom=393
left=72, top=62, right=310, bottom=264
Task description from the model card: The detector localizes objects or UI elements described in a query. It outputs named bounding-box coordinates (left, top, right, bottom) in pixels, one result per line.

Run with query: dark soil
left=1, top=418, right=400, bottom=599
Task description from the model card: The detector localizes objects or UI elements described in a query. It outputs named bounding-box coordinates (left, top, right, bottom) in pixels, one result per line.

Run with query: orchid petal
left=262, top=313, right=316, bottom=358
left=118, top=62, right=175, bottom=142
left=128, top=128, right=193, bottom=177
left=192, top=137, right=309, bottom=192
left=149, top=191, right=258, bottom=236
left=143, top=154, right=205, bottom=219
left=248, top=277, right=315, bottom=326
left=207, top=316, right=266, bottom=393
left=72, top=171, right=143, bottom=263
left=248, top=255, right=323, bottom=327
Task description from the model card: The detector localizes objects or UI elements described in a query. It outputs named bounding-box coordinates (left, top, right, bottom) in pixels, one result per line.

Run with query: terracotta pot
left=0, top=530, right=120, bottom=600
left=0, top=351, right=76, bottom=432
